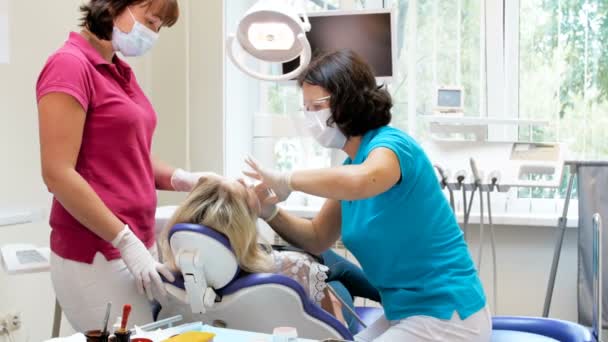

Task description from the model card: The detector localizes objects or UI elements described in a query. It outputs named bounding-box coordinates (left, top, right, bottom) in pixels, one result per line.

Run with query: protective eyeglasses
left=300, top=95, right=331, bottom=112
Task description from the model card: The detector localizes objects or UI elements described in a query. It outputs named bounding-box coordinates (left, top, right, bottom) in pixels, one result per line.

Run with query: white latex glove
left=253, top=182, right=281, bottom=221
left=112, top=226, right=175, bottom=300
left=243, top=156, right=293, bottom=202
left=171, top=168, right=219, bottom=192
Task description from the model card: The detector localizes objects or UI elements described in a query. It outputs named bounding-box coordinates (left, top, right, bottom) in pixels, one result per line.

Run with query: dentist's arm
left=245, top=148, right=401, bottom=201
left=158, top=159, right=221, bottom=192
left=266, top=198, right=342, bottom=255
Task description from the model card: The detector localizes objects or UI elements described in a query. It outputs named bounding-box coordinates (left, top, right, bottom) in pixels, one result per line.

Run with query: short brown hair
left=297, top=49, right=392, bottom=138
left=80, top=0, right=179, bottom=41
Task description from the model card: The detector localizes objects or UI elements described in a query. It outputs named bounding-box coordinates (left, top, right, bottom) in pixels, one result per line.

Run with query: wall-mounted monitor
left=282, top=8, right=397, bottom=82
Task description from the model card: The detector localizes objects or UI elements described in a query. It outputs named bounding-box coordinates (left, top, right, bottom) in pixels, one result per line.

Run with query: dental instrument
left=470, top=157, right=498, bottom=314
left=434, top=165, right=455, bottom=212
left=455, top=170, right=469, bottom=239
left=470, top=158, right=485, bottom=271
left=119, top=304, right=131, bottom=333
left=101, top=302, right=111, bottom=337
left=325, top=285, right=367, bottom=329
left=487, top=176, right=499, bottom=314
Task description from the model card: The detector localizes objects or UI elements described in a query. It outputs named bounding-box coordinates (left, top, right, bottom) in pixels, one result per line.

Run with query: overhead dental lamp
left=227, top=0, right=312, bottom=81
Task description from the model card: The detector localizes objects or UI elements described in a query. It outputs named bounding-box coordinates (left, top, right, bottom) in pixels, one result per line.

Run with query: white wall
left=187, top=0, right=225, bottom=175
left=467, top=225, right=578, bottom=320
left=0, top=1, right=224, bottom=341
left=0, top=2, right=99, bottom=341
left=2, top=2, right=88, bottom=341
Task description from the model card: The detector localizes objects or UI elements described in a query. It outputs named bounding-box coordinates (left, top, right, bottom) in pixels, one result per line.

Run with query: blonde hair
left=159, top=178, right=273, bottom=274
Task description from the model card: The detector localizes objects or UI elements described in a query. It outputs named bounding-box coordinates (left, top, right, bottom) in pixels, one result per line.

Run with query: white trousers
left=50, top=248, right=158, bottom=332
left=355, top=306, right=492, bottom=342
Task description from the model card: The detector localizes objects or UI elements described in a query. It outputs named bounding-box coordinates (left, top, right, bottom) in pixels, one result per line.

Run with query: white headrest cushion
left=170, top=231, right=239, bottom=289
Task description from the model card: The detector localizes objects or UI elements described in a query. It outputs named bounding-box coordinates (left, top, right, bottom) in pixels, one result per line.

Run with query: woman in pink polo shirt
left=36, top=0, right=208, bottom=331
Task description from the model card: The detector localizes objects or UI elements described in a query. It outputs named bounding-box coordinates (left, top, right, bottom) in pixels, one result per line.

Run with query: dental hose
left=448, top=186, right=455, bottom=213
left=434, top=165, right=455, bottom=212
left=460, top=175, right=470, bottom=239
left=487, top=184, right=498, bottom=314
left=469, top=158, right=491, bottom=313
left=325, top=285, right=368, bottom=329
left=464, top=184, right=477, bottom=242
left=478, top=178, right=484, bottom=275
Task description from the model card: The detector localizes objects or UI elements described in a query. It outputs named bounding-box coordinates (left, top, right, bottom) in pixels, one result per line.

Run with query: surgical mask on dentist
left=112, top=8, right=159, bottom=57
left=304, top=108, right=347, bottom=149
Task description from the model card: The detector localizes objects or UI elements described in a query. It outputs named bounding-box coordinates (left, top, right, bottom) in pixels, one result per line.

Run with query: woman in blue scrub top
left=245, top=50, right=491, bottom=342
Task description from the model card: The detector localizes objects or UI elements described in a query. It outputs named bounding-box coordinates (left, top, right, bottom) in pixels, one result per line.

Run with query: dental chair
left=159, top=223, right=598, bottom=342
left=491, top=316, right=594, bottom=342
left=160, top=223, right=354, bottom=340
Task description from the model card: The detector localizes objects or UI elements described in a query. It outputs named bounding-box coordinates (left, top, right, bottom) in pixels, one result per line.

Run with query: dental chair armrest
left=492, top=316, right=593, bottom=341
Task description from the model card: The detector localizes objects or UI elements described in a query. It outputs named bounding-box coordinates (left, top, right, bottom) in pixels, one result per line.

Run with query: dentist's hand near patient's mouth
left=253, top=182, right=281, bottom=222
left=243, top=156, right=293, bottom=202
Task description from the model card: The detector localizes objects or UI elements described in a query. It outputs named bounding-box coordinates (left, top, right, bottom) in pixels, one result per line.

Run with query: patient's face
left=223, top=177, right=261, bottom=216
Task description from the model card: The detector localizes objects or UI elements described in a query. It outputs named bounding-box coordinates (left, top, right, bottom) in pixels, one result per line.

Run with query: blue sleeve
left=366, top=130, right=415, bottom=182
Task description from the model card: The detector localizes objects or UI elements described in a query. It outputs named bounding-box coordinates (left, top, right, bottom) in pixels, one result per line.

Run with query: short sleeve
left=367, top=129, right=415, bottom=182
left=36, top=52, right=91, bottom=111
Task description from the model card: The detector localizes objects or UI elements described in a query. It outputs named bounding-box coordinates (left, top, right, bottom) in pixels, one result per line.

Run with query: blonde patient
left=159, top=174, right=345, bottom=323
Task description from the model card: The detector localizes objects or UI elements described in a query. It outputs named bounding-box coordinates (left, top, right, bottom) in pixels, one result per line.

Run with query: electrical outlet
left=0, top=312, right=21, bottom=333
left=0, top=318, right=7, bottom=334
left=7, top=312, right=21, bottom=331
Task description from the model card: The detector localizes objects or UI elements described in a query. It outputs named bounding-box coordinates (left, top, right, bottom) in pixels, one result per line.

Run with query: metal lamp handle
left=227, top=34, right=312, bottom=82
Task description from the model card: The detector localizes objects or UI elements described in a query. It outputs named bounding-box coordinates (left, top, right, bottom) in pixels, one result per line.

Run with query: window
left=392, top=0, right=482, bottom=139
left=517, top=0, right=608, bottom=161
left=259, top=0, right=483, bottom=194
left=263, top=0, right=483, bottom=136
left=227, top=0, right=604, bottom=218
left=513, top=0, right=607, bottom=200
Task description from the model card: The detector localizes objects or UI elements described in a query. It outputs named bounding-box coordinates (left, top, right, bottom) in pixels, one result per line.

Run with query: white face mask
left=112, top=8, right=159, bottom=57
left=304, top=108, right=347, bottom=149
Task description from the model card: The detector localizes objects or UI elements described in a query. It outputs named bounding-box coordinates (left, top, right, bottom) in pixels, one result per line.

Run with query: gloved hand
left=112, top=225, right=176, bottom=300
left=243, top=156, right=293, bottom=202
left=253, top=182, right=281, bottom=221
left=171, top=168, right=219, bottom=192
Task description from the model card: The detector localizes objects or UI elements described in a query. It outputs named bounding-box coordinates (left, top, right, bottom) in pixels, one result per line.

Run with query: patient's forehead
left=204, top=173, right=223, bottom=183
left=221, top=177, right=247, bottom=195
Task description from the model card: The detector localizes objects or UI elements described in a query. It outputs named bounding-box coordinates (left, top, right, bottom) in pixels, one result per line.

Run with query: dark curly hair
left=297, top=49, right=392, bottom=138
left=80, top=0, right=179, bottom=41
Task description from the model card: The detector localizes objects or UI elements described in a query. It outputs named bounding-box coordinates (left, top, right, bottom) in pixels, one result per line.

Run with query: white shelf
left=421, top=115, right=549, bottom=126
left=0, top=210, right=35, bottom=227
left=1, top=244, right=51, bottom=275
left=454, top=212, right=577, bottom=228
left=281, top=204, right=577, bottom=228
